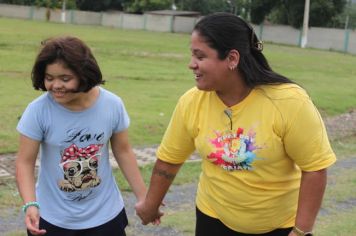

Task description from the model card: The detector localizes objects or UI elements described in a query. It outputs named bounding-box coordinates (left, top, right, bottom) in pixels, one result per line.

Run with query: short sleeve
left=283, top=99, right=336, bottom=171
left=112, top=97, right=130, bottom=133
left=157, top=99, right=195, bottom=164
left=17, top=103, right=44, bottom=141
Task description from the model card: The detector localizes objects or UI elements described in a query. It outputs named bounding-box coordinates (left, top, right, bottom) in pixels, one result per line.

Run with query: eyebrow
left=45, top=73, right=74, bottom=77
left=191, top=48, right=206, bottom=54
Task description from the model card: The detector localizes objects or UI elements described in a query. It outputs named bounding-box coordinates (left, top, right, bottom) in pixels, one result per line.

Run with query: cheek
left=44, top=81, right=51, bottom=89
left=68, top=80, right=80, bottom=89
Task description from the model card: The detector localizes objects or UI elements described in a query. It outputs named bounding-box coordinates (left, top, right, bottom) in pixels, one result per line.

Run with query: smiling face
left=44, top=61, right=81, bottom=106
left=188, top=31, right=230, bottom=92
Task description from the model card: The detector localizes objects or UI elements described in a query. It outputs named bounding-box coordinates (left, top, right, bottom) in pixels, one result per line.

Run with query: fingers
left=151, top=218, right=161, bottom=225
left=135, top=200, right=166, bottom=226
left=25, top=209, right=47, bottom=235
left=28, top=228, right=47, bottom=236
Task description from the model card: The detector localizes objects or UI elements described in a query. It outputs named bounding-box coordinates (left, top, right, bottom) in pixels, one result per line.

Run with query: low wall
left=0, top=3, right=355, bottom=54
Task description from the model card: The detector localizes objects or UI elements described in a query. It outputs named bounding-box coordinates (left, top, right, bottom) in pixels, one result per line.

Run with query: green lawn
left=1, top=17, right=356, bottom=153
left=1, top=17, right=356, bottom=236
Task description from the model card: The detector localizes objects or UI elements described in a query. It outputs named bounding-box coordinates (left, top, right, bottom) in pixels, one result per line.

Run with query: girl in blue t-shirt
left=16, top=36, right=159, bottom=236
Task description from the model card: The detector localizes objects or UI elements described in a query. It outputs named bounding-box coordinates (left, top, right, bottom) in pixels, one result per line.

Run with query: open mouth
left=194, top=73, right=202, bottom=80
left=82, top=175, right=93, bottom=183
left=51, top=90, right=66, bottom=98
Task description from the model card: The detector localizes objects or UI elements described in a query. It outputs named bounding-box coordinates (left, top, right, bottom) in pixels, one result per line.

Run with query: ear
left=227, top=49, right=240, bottom=71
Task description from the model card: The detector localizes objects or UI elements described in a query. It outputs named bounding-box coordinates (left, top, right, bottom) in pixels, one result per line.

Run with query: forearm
left=295, top=169, right=327, bottom=231
left=117, top=150, right=147, bottom=201
left=145, top=159, right=182, bottom=209
left=15, top=158, right=37, bottom=203
left=16, top=135, right=40, bottom=204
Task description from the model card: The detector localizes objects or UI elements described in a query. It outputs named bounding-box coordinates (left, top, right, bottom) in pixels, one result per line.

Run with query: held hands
left=135, top=200, right=164, bottom=225
left=25, top=206, right=46, bottom=235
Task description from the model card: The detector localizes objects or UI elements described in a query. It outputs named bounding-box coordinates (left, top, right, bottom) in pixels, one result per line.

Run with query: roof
left=146, top=10, right=200, bottom=17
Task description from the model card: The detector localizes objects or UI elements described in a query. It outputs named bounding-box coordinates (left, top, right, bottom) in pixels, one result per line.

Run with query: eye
left=192, top=53, right=204, bottom=61
left=44, top=75, right=53, bottom=82
left=67, top=167, right=79, bottom=177
left=61, top=75, right=73, bottom=82
left=89, top=159, right=98, bottom=169
left=63, top=162, right=80, bottom=176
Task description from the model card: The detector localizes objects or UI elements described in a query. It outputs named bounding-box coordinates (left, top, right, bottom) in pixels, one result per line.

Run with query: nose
left=188, top=58, right=197, bottom=70
left=52, top=78, right=63, bottom=89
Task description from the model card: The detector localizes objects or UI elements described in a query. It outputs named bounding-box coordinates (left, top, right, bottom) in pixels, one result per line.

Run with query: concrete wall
left=173, top=16, right=197, bottom=33
left=349, top=30, right=356, bottom=54
left=1, top=3, right=355, bottom=54
left=255, top=24, right=301, bottom=46
left=145, top=14, right=172, bottom=32
left=121, top=13, right=144, bottom=30
left=309, top=27, right=345, bottom=51
left=102, top=12, right=121, bottom=28
left=0, top=4, right=29, bottom=19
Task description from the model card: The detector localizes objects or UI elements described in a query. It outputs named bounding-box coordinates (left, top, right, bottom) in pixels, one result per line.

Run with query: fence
left=0, top=3, right=355, bottom=54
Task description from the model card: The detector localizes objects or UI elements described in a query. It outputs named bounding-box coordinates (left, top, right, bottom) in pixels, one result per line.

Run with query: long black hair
left=193, top=12, right=293, bottom=87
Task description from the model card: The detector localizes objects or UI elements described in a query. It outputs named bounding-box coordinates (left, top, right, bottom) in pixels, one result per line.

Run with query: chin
left=196, top=84, right=213, bottom=91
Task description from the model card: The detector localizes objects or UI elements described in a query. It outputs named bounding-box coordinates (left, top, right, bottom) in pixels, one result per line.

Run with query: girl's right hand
left=25, top=207, right=46, bottom=235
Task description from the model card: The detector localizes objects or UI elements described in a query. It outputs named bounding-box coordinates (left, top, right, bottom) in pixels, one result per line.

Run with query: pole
left=301, top=0, right=310, bottom=48
left=61, top=0, right=66, bottom=23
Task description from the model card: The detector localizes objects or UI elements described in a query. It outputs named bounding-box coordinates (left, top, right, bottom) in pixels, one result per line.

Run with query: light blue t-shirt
left=17, top=87, right=129, bottom=229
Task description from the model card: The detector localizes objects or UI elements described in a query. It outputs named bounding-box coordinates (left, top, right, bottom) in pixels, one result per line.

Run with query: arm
left=135, top=159, right=182, bottom=225
left=15, top=134, right=46, bottom=235
left=110, top=130, right=146, bottom=202
left=289, top=169, right=327, bottom=236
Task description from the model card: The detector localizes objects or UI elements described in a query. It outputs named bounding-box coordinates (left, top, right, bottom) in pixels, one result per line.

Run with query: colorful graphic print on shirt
left=58, top=143, right=103, bottom=192
left=207, top=127, right=260, bottom=171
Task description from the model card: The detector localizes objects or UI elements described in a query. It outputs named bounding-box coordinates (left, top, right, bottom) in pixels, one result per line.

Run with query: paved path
left=0, top=146, right=200, bottom=179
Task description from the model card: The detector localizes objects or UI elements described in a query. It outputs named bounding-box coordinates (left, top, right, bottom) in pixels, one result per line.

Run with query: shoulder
left=25, top=93, right=51, bottom=111
left=178, top=87, right=211, bottom=108
left=255, top=83, right=309, bottom=101
left=254, top=83, right=312, bottom=112
left=99, top=87, right=124, bottom=105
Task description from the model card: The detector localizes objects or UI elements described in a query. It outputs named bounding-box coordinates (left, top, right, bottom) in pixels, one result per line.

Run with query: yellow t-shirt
left=157, top=84, right=336, bottom=234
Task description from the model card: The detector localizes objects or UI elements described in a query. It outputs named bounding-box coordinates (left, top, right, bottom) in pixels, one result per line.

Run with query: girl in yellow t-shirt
left=136, top=12, right=336, bottom=236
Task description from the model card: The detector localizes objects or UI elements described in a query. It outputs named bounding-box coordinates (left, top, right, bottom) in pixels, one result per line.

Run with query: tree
left=250, top=0, right=347, bottom=28
left=123, top=0, right=171, bottom=14
left=250, top=0, right=276, bottom=24
left=178, top=0, right=230, bottom=15
left=0, top=0, right=35, bottom=4
left=76, top=0, right=124, bottom=11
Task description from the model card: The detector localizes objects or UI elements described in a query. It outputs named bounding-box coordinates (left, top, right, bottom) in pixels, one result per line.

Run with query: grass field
left=1, top=17, right=356, bottom=153
left=1, top=17, right=356, bottom=235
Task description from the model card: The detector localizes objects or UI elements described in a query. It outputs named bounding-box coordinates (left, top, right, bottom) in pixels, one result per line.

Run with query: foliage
left=178, top=0, right=230, bottom=15
left=330, top=2, right=356, bottom=29
left=123, top=0, right=171, bottom=14
left=0, top=0, right=76, bottom=9
left=251, top=0, right=347, bottom=28
left=0, top=0, right=33, bottom=4
left=250, top=0, right=276, bottom=24
left=76, top=0, right=124, bottom=11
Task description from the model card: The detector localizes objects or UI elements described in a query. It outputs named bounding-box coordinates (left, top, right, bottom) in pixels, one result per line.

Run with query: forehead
left=45, top=61, right=73, bottom=74
left=190, top=31, right=217, bottom=53
left=190, top=31, right=209, bottom=48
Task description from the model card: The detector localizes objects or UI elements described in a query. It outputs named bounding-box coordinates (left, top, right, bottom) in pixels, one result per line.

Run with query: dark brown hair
left=32, top=36, right=104, bottom=92
left=194, top=13, right=293, bottom=87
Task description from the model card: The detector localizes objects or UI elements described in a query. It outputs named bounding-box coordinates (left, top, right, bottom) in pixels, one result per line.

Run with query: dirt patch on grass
left=324, top=109, right=356, bottom=141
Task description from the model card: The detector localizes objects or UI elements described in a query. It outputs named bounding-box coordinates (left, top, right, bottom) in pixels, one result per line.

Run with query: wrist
left=144, top=197, right=161, bottom=210
left=22, top=201, right=40, bottom=213
left=292, top=226, right=313, bottom=236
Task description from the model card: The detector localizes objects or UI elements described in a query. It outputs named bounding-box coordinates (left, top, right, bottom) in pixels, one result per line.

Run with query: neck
left=216, top=77, right=252, bottom=107
left=64, top=87, right=99, bottom=111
